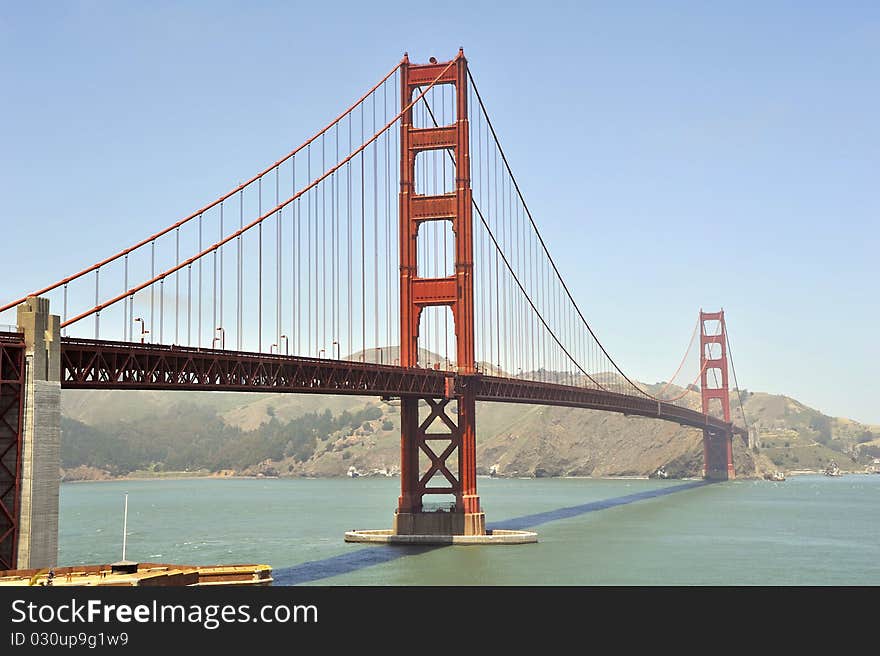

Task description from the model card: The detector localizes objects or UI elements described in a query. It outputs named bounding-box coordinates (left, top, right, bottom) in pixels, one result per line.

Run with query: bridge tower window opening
left=414, top=149, right=456, bottom=197
left=416, top=305, right=455, bottom=371
left=704, top=395, right=727, bottom=418
left=411, top=82, right=456, bottom=130
left=704, top=367, right=725, bottom=390
left=415, top=219, right=455, bottom=279
left=704, top=341, right=722, bottom=361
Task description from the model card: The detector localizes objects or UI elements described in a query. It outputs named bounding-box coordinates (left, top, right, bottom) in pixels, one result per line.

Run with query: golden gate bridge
left=0, top=50, right=749, bottom=564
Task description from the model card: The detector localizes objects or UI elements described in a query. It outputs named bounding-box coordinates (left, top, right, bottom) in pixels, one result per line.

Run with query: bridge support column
left=397, top=397, right=421, bottom=515
left=0, top=332, right=25, bottom=570
left=703, top=428, right=735, bottom=481
left=393, top=384, right=484, bottom=536
left=14, top=296, right=61, bottom=569
left=457, top=381, right=484, bottom=535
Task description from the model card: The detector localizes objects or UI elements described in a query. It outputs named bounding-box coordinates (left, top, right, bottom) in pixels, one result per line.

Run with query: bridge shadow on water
left=272, top=480, right=711, bottom=585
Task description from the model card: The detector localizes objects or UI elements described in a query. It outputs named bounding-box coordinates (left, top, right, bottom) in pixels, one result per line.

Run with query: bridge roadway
left=60, top=337, right=745, bottom=438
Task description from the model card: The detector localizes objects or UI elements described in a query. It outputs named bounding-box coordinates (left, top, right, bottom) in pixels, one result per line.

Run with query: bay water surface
left=58, top=474, right=880, bottom=585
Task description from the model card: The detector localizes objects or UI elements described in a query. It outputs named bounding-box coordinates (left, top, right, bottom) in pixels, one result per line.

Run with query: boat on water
left=0, top=562, right=273, bottom=587
left=824, top=460, right=842, bottom=477
left=764, top=471, right=786, bottom=482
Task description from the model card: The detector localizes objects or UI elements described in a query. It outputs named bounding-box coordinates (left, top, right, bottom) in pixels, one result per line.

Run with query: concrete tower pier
left=15, top=296, right=61, bottom=569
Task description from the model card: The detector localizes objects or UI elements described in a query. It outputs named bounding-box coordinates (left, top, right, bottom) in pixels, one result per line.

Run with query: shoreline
left=65, top=471, right=662, bottom=483
left=63, top=470, right=878, bottom=485
left=63, top=472, right=270, bottom=483
left=61, top=472, right=763, bottom=484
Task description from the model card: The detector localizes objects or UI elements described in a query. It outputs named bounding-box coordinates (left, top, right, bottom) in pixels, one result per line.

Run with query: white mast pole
left=122, top=493, right=129, bottom=561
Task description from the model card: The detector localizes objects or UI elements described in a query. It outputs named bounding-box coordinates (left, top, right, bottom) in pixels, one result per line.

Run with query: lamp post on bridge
left=133, top=317, right=149, bottom=344
left=213, top=327, right=225, bottom=350
left=280, top=335, right=288, bottom=356
left=332, top=340, right=339, bottom=360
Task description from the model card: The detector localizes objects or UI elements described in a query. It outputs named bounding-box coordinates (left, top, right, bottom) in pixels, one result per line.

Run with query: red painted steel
left=700, top=310, right=736, bottom=479
left=415, top=399, right=461, bottom=497
left=0, top=332, right=25, bottom=570
left=59, top=338, right=745, bottom=438
left=475, top=374, right=746, bottom=437
left=60, top=338, right=448, bottom=397
left=397, top=51, right=479, bottom=516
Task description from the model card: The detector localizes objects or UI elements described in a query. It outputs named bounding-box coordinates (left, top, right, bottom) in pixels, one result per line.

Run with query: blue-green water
left=58, top=475, right=880, bottom=585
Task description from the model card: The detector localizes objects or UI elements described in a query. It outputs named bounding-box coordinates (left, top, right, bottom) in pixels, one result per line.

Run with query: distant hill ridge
left=59, top=358, right=880, bottom=481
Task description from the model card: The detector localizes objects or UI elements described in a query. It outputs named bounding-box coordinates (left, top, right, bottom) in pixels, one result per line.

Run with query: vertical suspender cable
left=159, top=278, right=164, bottom=344
left=501, top=168, right=508, bottom=372
left=393, top=72, right=399, bottom=353
left=432, top=97, right=439, bottom=363
left=373, top=91, right=379, bottom=359
left=333, top=125, right=339, bottom=355
left=197, top=219, right=202, bottom=348
left=335, top=123, right=341, bottom=355
left=531, top=228, right=536, bottom=378
left=485, top=106, right=492, bottom=369
left=360, top=104, right=366, bottom=361
left=219, top=203, right=224, bottom=346
left=212, top=240, right=217, bottom=345
left=276, top=167, right=281, bottom=353
left=175, top=228, right=180, bottom=344
left=295, top=189, right=300, bottom=355
left=307, top=145, right=312, bottom=356
left=512, top=182, right=518, bottom=375
left=238, top=192, right=243, bottom=350
left=296, top=157, right=300, bottom=355
left=332, top=126, right=337, bottom=355
left=348, top=115, right=353, bottom=357
left=319, top=138, right=323, bottom=354
left=542, top=235, right=547, bottom=380
left=258, top=177, right=263, bottom=352
left=187, top=264, right=192, bottom=346
left=440, top=85, right=447, bottom=365
left=94, top=268, right=100, bottom=339
left=151, top=240, right=156, bottom=341
left=123, top=256, right=128, bottom=341
left=385, top=82, right=392, bottom=357
left=494, top=145, right=500, bottom=370
left=322, top=134, right=326, bottom=354
left=476, top=94, right=484, bottom=366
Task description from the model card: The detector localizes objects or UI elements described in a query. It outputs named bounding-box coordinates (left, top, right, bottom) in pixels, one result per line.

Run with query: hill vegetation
left=58, top=374, right=880, bottom=481
left=61, top=402, right=383, bottom=477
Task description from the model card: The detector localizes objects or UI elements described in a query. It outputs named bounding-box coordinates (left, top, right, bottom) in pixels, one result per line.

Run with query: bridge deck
left=60, top=338, right=745, bottom=437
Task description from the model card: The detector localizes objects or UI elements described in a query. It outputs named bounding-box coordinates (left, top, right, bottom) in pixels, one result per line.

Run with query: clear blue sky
left=1, top=2, right=877, bottom=423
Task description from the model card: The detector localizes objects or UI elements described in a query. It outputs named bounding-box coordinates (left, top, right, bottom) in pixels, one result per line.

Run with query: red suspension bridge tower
left=395, top=50, right=484, bottom=536
left=700, top=309, right=735, bottom=480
